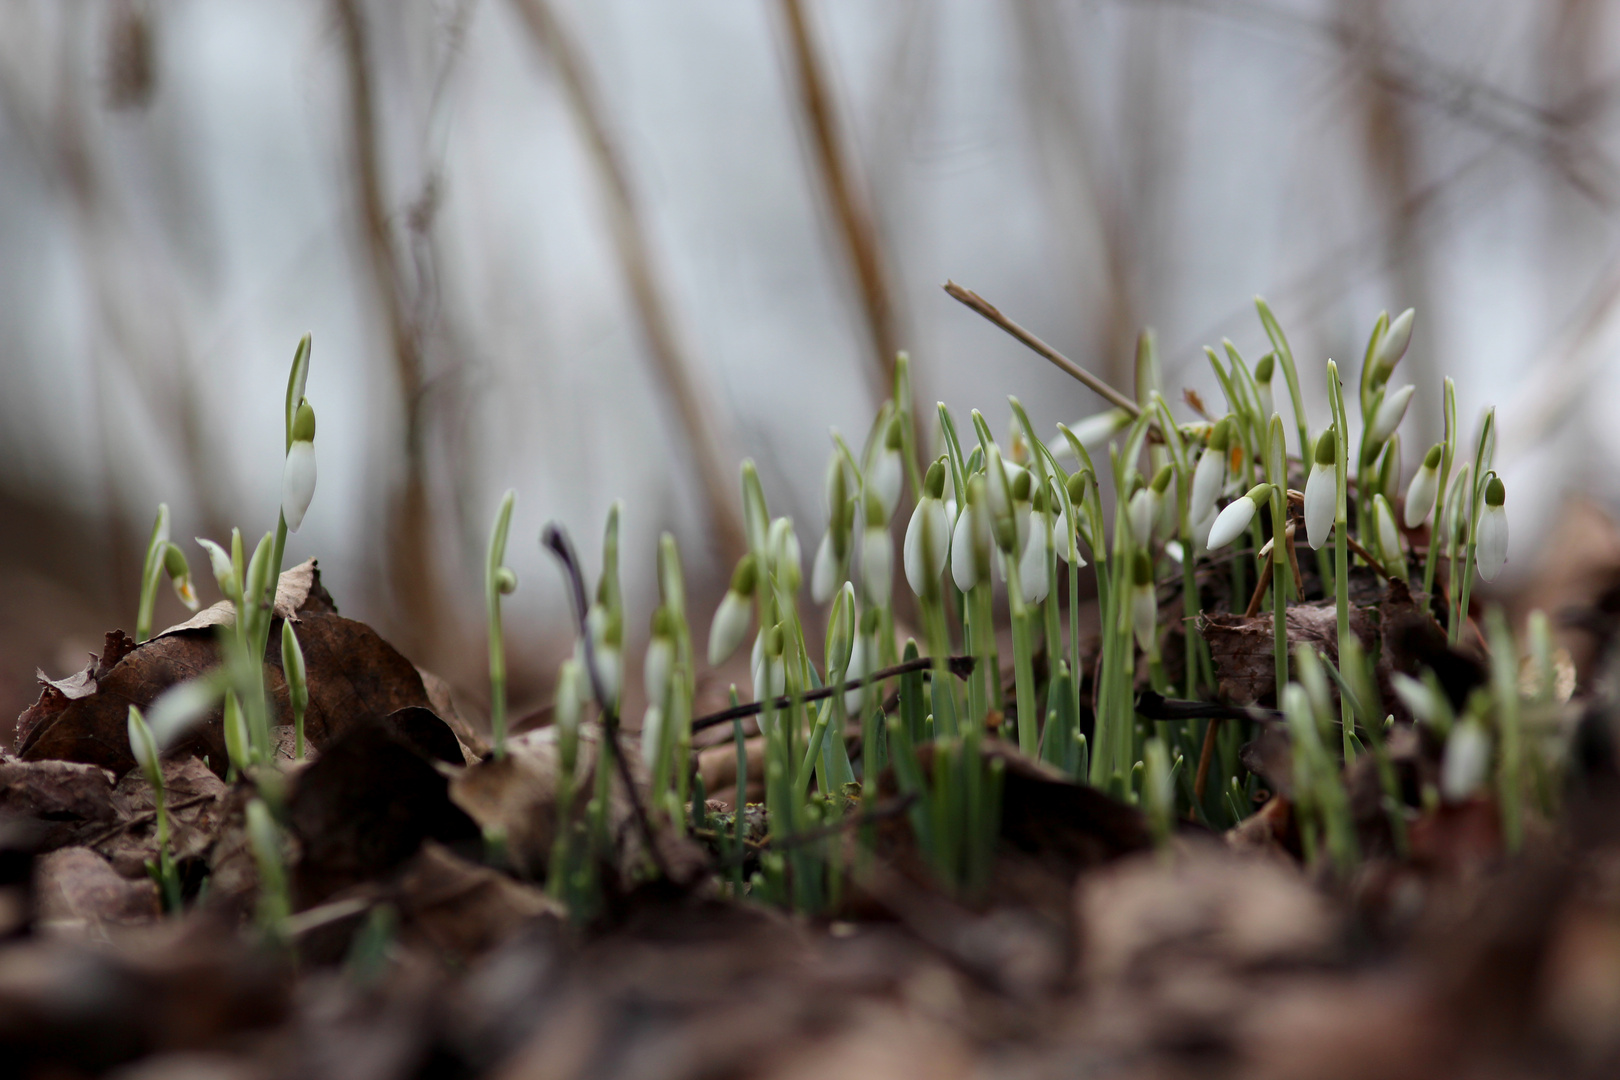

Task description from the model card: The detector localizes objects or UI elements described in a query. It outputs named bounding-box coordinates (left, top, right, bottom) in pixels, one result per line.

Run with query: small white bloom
left=904, top=498, right=950, bottom=597
left=1207, top=484, right=1272, bottom=550
left=843, top=634, right=869, bottom=717
left=145, top=677, right=224, bottom=750
left=1371, top=307, right=1415, bottom=379
left=1254, top=352, right=1276, bottom=422
left=1131, top=553, right=1157, bottom=653
left=1441, top=719, right=1491, bottom=802
left=861, top=523, right=892, bottom=605
left=1392, top=673, right=1447, bottom=728
left=707, top=556, right=757, bottom=666
left=1476, top=476, right=1509, bottom=581
left=127, top=705, right=159, bottom=784
left=1365, top=384, right=1415, bottom=448
left=640, top=705, right=664, bottom=765
left=644, top=625, right=674, bottom=709
left=1303, top=431, right=1337, bottom=550
left=1188, top=418, right=1232, bottom=526
left=1404, top=444, right=1443, bottom=529
left=810, top=529, right=842, bottom=604
left=1018, top=510, right=1052, bottom=604
left=1374, top=494, right=1405, bottom=578
left=867, top=445, right=903, bottom=521
left=1128, top=487, right=1154, bottom=546
left=281, top=440, right=316, bottom=533
left=1056, top=408, right=1132, bottom=455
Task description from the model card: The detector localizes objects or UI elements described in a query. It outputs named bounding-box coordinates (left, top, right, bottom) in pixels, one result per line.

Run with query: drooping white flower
left=640, top=705, right=664, bottom=766
left=861, top=491, right=893, bottom=605
left=707, top=555, right=758, bottom=666
left=1404, top=443, right=1444, bottom=529
left=752, top=625, right=786, bottom=723
left=1207, top=483, right=1274, bottom=550
left=1131, top=552, right=1157, bottom=654
left=903, top=460, right=951, bottom=598
left=1018, top=508, right=1052, bottom=604
left=1189, top=418, right=1232, bottom=526
left=644, top=607, right=675, bottom=708
left=843, top=633, right=870, bottom=717
left=1373, top=494, right=1406, bottom=578
left=1441, top=719, right=1491, bottom=802
left=1053, top=408, right=1131, bottom=459
left=578, top=604, right=622, bottom=710
left=951, top=475, right=992, bottom=592
left=554, top=658, right=585, bottom=773
left=1303, top=430, right=1337, bottom=550
left=810, top=529, right=842, bottom=604
left=1371, top=307, right=1415, bottom=381
left=867, top=418, right=904, bottom=521
left=196, top=536, right=239, bottom=599
left=1127, top=485, right=1154, bottom=546
left=768, top=517, right=802, bottom=593
left=1476, top=476, right=1509, bottom=582
left=1254, top=352, right=1276, bottom=424
left=1365, top=383, right=1415, bottom=448
left=281, top=400, right=317, bottom=532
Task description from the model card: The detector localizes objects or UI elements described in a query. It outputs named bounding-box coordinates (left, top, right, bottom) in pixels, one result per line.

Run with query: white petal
left=862, top=527, right=892, bottom=605
left=810, top=530, right=840, bottom=603
left=1132, top=584, right=1157, bottom=653
left=593, top=646, right=621, bottom=710
left=1189, top=449, right=1225, bottom=526
left=1206, top=498, right=1256, bottom=550
left=950, top=509, right=979, bottom=592
left=1476, top=505, right=1509, bottom=581
left=707, top=591, right=751, bottom=666
left=1404, top=466, right=1440, bottom=529
left=644, top=637, right=674, bottom=706
left=281, top=440, right=317, bottom=532
left=1018, top=514, right=1051, bottom=604
left=1128, top=489, right=1154, bottom=545
left=1441, top=720, right=1491, bottom=802
left=843, top=636, right=869, bottom=716
left=1366, top=384, right=1415, bottom=447
left=1375, top=496, right=1403, bottom=572
left=868, top=450, right=902, bottom=520
left=1303, top=462, right=1336, bottom=550
left=640, top=705, right=664, bottom=764
left=904, top=499, right=950, bottom=596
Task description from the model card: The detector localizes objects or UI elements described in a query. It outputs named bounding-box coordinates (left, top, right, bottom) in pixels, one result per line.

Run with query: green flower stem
left=1326, top=362, right=1354, bottom=760
left=1009, top=586, right=1038, bottom=758
left=1423, top=379, right=1457, bottom=598
left=1266, top=416, right=1291, bottom=702
left=1452, top=410, right=1496, bottom=643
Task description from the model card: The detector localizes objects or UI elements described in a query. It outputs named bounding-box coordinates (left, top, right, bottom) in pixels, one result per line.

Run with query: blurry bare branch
left=332, top=0, right=448, bottom=660
left=508, top=0, right=746, bottom=566
left=775, top=0, right=903, bottom=405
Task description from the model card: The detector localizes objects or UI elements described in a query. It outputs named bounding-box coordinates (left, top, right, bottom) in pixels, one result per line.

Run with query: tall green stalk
left=1325, top=362, right=1353, bottom=759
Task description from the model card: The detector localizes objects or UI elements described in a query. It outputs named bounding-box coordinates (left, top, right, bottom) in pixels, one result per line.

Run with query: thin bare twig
left=691, top=654, right=976, bottom=733
left=944, top=282, right=1142, bottom=415
left=776, top=0, right=902, bottom=404
left=509, top=0, right=746, bottom=564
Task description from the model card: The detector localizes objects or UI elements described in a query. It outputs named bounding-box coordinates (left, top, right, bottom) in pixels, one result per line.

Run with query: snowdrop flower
left=639, top=705, right=664, bottom=765
left=1370, top=307, right=1415, bottom=383
left=984, top=445, right=1017, bottom=552
left=843, top=613, right=878, bottom=717
left=644, top=607, right=675, bottom=708
left=1189, top=418, right=1232, bottom=526
left=196, top=536, right=240, bottom=600
left=1303, top=430, right=1337, bottom=550
left=903, top=460, right=950, bottom=598
left=1254, top=352, right=1276, bottom=423
left=1476, top=475, right=1509, bottom=581
left=1017, top=493, right=1053, bottom=604
left=1441, top=719, right=1491, bottom=802
left=812, top=451, right=854, bottom=603
left=579, top=604, right=622, bottom=710
left=1054, top=408, right=1131, bottom=459
left=1365, top=384, right=1415, bottom=449
left=1404, top=444, right=1444, bottom=528
left=282, top=399, right=317, bottom=532
left=1207, top=483, right=1274, bottom=550
left=162, top=542, right=199, bottom=611
left=752, top=624, right=786, bottom=714
left=825, top=581, right=855, bottom=676
left=768, top=517, right=802, bottom=594
left=127, top=704, right=160, bottom=789
left=810, top=531, right=841, bottom=604
left=951, top=474, right=992, bottom=592
left=1373, top=494, right=1406, bottom=578
left=707, top=555, right=758, bottom=666
left=1131, top=552, right=1157, bottom=653
left=866, top=417, right=904, bottom=521
left=860, top=491, right=892, bottom=605
left=1053, top=472, right=1090, bottom=566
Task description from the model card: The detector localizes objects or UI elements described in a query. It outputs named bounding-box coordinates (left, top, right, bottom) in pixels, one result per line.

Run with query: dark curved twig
left=691, top=654, right=975, bottom=734
left=541, top=522, right=670, bottom=880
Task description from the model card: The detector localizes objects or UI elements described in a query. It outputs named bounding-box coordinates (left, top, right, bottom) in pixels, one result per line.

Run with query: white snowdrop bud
left=1189, top=418, right=1232, bottom=526
left=1371, top=308, right=1415, bottom=382
left=1207, top=484, right=1273, bottom=550
left=903, top=461, right=950, bottom=598
left=1131, top=552, right=1157, bottom=654
left=127, top=704, right=160, bottom=788
left=1303, top=430, right=1337, bottom=550
left=1374, top=494, right=1405, bottom=578
left=644, top=607, right=675, bottom=707
left=1441, top=718, right=1491, bottom=802
left=707, top=555, right=758, bottom=666
left=867, top=417, right=904, bottom=521
left=1476, top=476, right=1508, bottom=582
left=951, top=475, right=992, bottom=592
left=1018, top=505, right=1052, bottom=604
left=861, top=491, right=893, bottom=605
left=1404, top=444, right=1443, bottom=529
left=810, top=529, right=841, bottom=604
left=1365, top=384, right=1415, bottom=449
left=1254, top=352, right=1276, bottom=424
left=281, top=400, right=317, bottom=532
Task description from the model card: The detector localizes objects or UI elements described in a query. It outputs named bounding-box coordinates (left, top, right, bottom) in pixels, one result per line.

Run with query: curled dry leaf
left=0, top=758, right=118, bottom=851
left=1201, top=601, right=1378, bottom=706
left=34, top=846, right=159, bottom=930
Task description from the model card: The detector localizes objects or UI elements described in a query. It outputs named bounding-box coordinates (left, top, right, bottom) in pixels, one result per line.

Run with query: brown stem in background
left=333, top=0, right=445, bottom=659
left=1193, top=716, right=1220, bottom=803
left=508, top=0, right=746, bottom=566
left=775, top=0, right=902, bottom=407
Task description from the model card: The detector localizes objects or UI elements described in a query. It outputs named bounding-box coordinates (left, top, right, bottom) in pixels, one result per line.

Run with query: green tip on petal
left=1065, top=470, right=1090, bottom=504
left=1314, top=429, right=1337, bottom=466
left=765, top=623, right=784, bottom=657
left=1245, top=482, right=1274, bottom=505
left=1132, top=551, right=1154, bottom=586
left=1150, top=464, right=1173, bottom=494
left=1424, top=443, right=1443, bottom=469
left=1010, top=468, right=1032, bottom=502
left=884, top=415, right=904, bottom=450
left=291, top=399, right=316, bottom=443
left=1209, top=417, right=1232, bottom=452
left=651, top=605, right=674, bottom=638
left=1486, top=476, right=1505, bottom=506
left=1254, top=352, right=1275, bottom=382
left=923, top=458, right=947, bottom=499
left=730, top=554, right=758, bottom=596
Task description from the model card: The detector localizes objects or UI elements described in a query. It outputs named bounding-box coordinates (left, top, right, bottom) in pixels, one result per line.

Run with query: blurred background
left=4, top=0, right=1620, bottom=733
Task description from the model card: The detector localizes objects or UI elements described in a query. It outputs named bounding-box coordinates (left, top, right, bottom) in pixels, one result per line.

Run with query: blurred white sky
left=2, top=0, right=1619, bottom=687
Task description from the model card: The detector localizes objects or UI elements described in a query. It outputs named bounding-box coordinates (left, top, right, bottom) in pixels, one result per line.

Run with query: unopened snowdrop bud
left=844, top=610, right=879, bottom=716
left=1254, top=352, right=1276, bottom=422
left=810, top=530, right=841, bottom=604
left=867, top=417, right=904, bottom=520
left=640, top=706, right=664, bottom=766
left=1018, top=504, right=1052, bottom=604
left=1131, top=552, right=1157, bottom=653
left=1052, top=483, right=1089, bottom=567
left=861, top=491, right=893, bottom=605
left=127, top=704, right=161, bottom=791
left=753, top=624, right=786, bottom=710
left=1441, top=718, right=1491, bottom=802
left=1207, top=483, right=1273, bottom=550
left=554, top=658, right=584, bottom=773
left=904, top=461, right=950, bottom=598
left=768, top=517, right=802, bottom=593
left=1127, top=482, right=1153, bottom=546
left=1007, top=467, right=1033, bottom=553
left=1476, top=476, right=1509, bottom=581
left=1404, top=444, right=1444, bottom=528
left=1371, top=307, right=1415, bottom=383
left=1303, top=430, right=1337, bottom=550
left=825, top=581, right=855, bottom=675
left=223, top=691, right=248, bottom=772
left=985, top=445, right=1016, bottom=550
left=1374, top=494, right=1406, bottom=578
left=1148, top=464, right=1173, bottom=541
left=281, top=620, right=308, bottom=721
left=1365, top=383, right=1415, bottom=448
left=707, top=555, right=757, bottom=666
left=281, top=399, right=317, bottom=532
left=645, top=607, right=675, bottom=707
left=196, top=537, right=239, bottom=600
left=1189, top=418, right=1232, bottom=526
left=162, top=542, right=199, bottom=610
left=581, top=605, right=622, bottom=710
left=951, top=475, right=992, bottom=591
